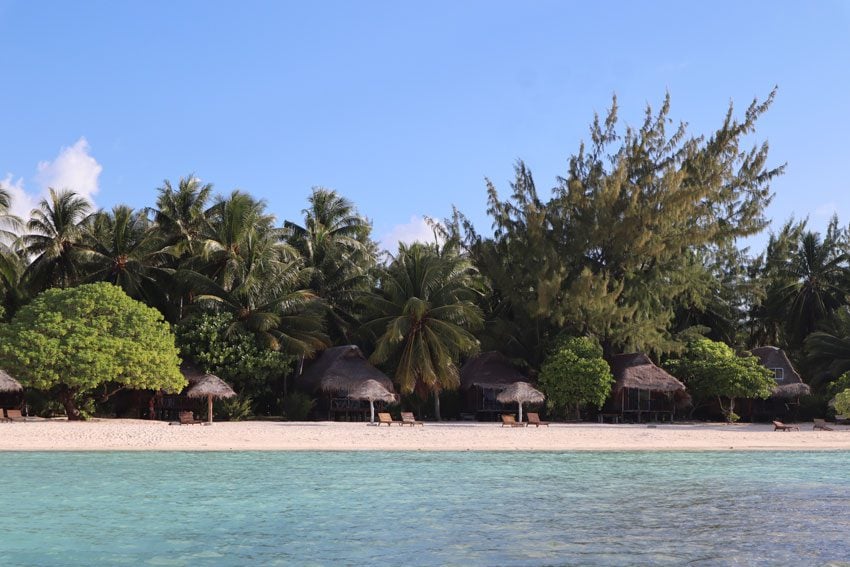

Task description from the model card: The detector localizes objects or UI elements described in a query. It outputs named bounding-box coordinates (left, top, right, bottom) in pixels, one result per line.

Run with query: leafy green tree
left=21, top=188, right=91, bottom=291
left=469, top=91, right=782, bottom=359
left=0, top=282, right=184, bottom=420
left=538, top=336, right=613, bottom=419
left=363, top=242, right=483, bottom=419
left=175, top=312, right=294, bottom=414
left=666, top=338, right=775, bottom=421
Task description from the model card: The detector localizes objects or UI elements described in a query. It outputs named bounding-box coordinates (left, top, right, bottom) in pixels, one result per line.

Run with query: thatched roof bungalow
left=297, top=345, right=396, bottom=420
left=0, top=369, right=23, bottom=412
left=460, top=351, right=532, bottom=420
left=609, top=353, right=686, bottom=422
left=750, top=346, right=811, bottom=399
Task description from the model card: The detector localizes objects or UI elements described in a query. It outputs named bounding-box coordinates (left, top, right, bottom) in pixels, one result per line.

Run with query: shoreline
left=2, top=419, right=850, bottom=452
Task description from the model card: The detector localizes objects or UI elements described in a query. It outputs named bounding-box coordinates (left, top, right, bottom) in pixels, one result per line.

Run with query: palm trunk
left=434, top=392, right=441, bottom=421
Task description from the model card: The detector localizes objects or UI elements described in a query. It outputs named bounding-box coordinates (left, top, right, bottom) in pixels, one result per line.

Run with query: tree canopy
left=538, top=336, right=614, bottom=419
left=0, top=282, right=184, bottom=419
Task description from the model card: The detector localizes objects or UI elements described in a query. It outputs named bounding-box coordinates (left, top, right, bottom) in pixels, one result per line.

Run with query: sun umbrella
left=345, top=379, right=397, bottom=424
left=497, top=382, right=544, bottom=423
left=184, top=371, right=237, bottom=424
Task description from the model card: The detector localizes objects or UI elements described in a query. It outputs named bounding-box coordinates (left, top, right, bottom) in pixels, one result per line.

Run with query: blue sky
left=1, top=0, right=848, bottom=251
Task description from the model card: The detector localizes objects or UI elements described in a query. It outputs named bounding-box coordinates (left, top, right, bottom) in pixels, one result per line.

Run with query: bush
left=283, top=391, right=315, bottom=421
left=216, top=395, right=254, bottom=421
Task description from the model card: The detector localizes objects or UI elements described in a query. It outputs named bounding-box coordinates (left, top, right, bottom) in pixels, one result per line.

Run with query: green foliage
left=364, top=242, right=483, bottom=418
left=283, top=391, right=315, bottom=421
left=666, top=338, right=775, bottom=421
left=0, top=282, right=184, bottom=419
left=468, top=91, right=782, bottom=357
left=834, top=389, right=850, bottom=416
left=175, top=311, right=294, bottom=414
left=538, top=336, right=613, bottom=419
left=216, top=394, right=254, bottom=421
left=828, top=371, right=850, bottom=396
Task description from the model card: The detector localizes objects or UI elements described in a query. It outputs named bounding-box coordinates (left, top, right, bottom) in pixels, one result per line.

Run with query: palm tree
left=21, top=188, right=91, bottom=291
left=153, top=175, right=213, bottom=256
left=82, top=205, right=171, bottom=309
left=285, top=188, right=376, bottom=343
left=362, top=242, right=483, bottom=420
left=772, top=228, right=849, bottom=346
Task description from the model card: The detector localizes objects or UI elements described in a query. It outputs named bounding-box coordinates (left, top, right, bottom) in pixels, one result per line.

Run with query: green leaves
left=0, top=283, right=185, bottom=416
left=538, top=336, right=614, bottom=418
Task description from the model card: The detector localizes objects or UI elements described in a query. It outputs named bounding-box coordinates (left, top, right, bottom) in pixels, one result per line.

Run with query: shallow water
left=1, top=451, right=848, bottom=565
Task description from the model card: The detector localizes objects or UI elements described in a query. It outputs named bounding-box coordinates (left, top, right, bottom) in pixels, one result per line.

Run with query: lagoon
left=1, top=451, right=848, bottom=565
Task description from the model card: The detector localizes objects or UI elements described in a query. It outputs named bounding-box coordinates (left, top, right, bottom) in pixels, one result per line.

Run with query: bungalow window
left=772, top=368, right=783, bottom=382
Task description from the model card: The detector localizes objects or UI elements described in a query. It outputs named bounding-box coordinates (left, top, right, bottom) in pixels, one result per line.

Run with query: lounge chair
left=176, top=411, right=204, bottom=425
left=773, top=420, right=799, bottom=431
left=813, top=418, right=834, bottom=431
left=401, top=412, right=423, bottom=426
left=527, top=412, right=549, bottom=427
left=378, top=412, right=401, bottom=426
left=501, top=414, right=526, bottom=427
left=5, top=409, right=25, bottom=422
left=0, top=409, right=9, bottom=422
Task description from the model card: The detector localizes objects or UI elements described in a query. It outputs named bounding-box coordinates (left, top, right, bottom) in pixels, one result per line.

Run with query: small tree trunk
left=434, top=392, right=441, bottom=421
left=575, top=402, right=581, bottom=421
left=59, top=387, right=84, bottom=421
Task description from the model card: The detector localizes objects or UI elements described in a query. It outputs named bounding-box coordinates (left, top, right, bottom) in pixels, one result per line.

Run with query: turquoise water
left=1, top=451, right=849, bottom=566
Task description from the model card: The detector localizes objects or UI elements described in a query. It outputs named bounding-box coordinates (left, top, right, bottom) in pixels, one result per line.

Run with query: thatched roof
left=345, top=379, right=397, bottom=403
left=612, top=353, right=685, bottom=392
left=460, top=351, right=529, bottom=390
left=0, top=369, right=22, bottom=393
left=750, top=346, right=810, bottom=399
left=298, top=345, right=394, bottom=394
left=182, top=367, right=237, bottom=399
left=496, top=382, right=545, bottom=405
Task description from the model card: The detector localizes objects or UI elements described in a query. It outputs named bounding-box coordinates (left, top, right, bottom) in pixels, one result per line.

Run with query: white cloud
left=1, top=137, right=102, bottom=222
left=379, top=215, right=442, bottom=252
left=35, top=138, right=102, bottom=203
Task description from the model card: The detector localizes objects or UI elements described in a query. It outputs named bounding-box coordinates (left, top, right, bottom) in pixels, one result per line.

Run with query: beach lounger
left=176, top=411, right=204, bottom=425
left=378, top=412, right=401, bottom=426
left=5, top=409, right=25, bottom=422
left=401, top=412, right=424, bottom=426
left=527, top=412, right=549, bottom=427
left=501, top=414, right=526, bottom=427
left=813, top=418, right=834, bottom=431
left=773, top=420, right=799, bottom=431
left=0, top=409, right=9, bottom=422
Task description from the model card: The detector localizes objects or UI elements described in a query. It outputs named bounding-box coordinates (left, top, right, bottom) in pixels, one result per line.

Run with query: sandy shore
left=2, top=419, right=850, bottom=451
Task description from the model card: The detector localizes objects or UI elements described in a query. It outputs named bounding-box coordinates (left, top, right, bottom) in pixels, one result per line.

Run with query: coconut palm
left=772, top=228, right=849, bottom=346
left=363, top=242, right=483, bottom=420
left=81, top=205, right=172, bottom=309
left=21, top=188, right=91, bottom=291
left=285, top=188, right=376, bottom=342
left=153, top=175, right=213, bottom=258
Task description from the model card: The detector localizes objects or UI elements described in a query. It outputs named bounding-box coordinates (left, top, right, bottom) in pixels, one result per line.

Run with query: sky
left=1, top=0, right=848, bottom=252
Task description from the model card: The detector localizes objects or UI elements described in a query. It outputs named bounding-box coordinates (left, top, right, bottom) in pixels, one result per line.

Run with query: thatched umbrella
left=184, top=369, right=237, bottom=424
left=343, top=379, right=397, bottom=424
left=497, top=381, right=544, bottom=423
left=0, top=370, right=23, bottom=393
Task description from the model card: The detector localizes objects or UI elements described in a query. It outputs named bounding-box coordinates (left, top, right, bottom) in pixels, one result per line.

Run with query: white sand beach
left=1, top=419, right=850, bottom=451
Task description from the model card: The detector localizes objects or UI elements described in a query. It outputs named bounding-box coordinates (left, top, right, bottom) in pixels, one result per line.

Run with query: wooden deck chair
left=813, top=418, right=834, bottom=431
left=0, top=409, right=9, bottom=422
left=5, top=409, right=25, bottom=422
left=773, top=420, right=799, bottom=431
left=501, top=414, right=526, bottom=427
left=176, top=411, right=204, bottom=425
left=527, top=412, right=549, bottom=427
left=400, top=412, right=424, bottom=426
left=378, top=412, right=401, bottom=426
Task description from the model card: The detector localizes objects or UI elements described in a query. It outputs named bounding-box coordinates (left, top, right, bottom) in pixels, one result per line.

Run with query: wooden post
left=207, top=395, right=213, bottom=424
